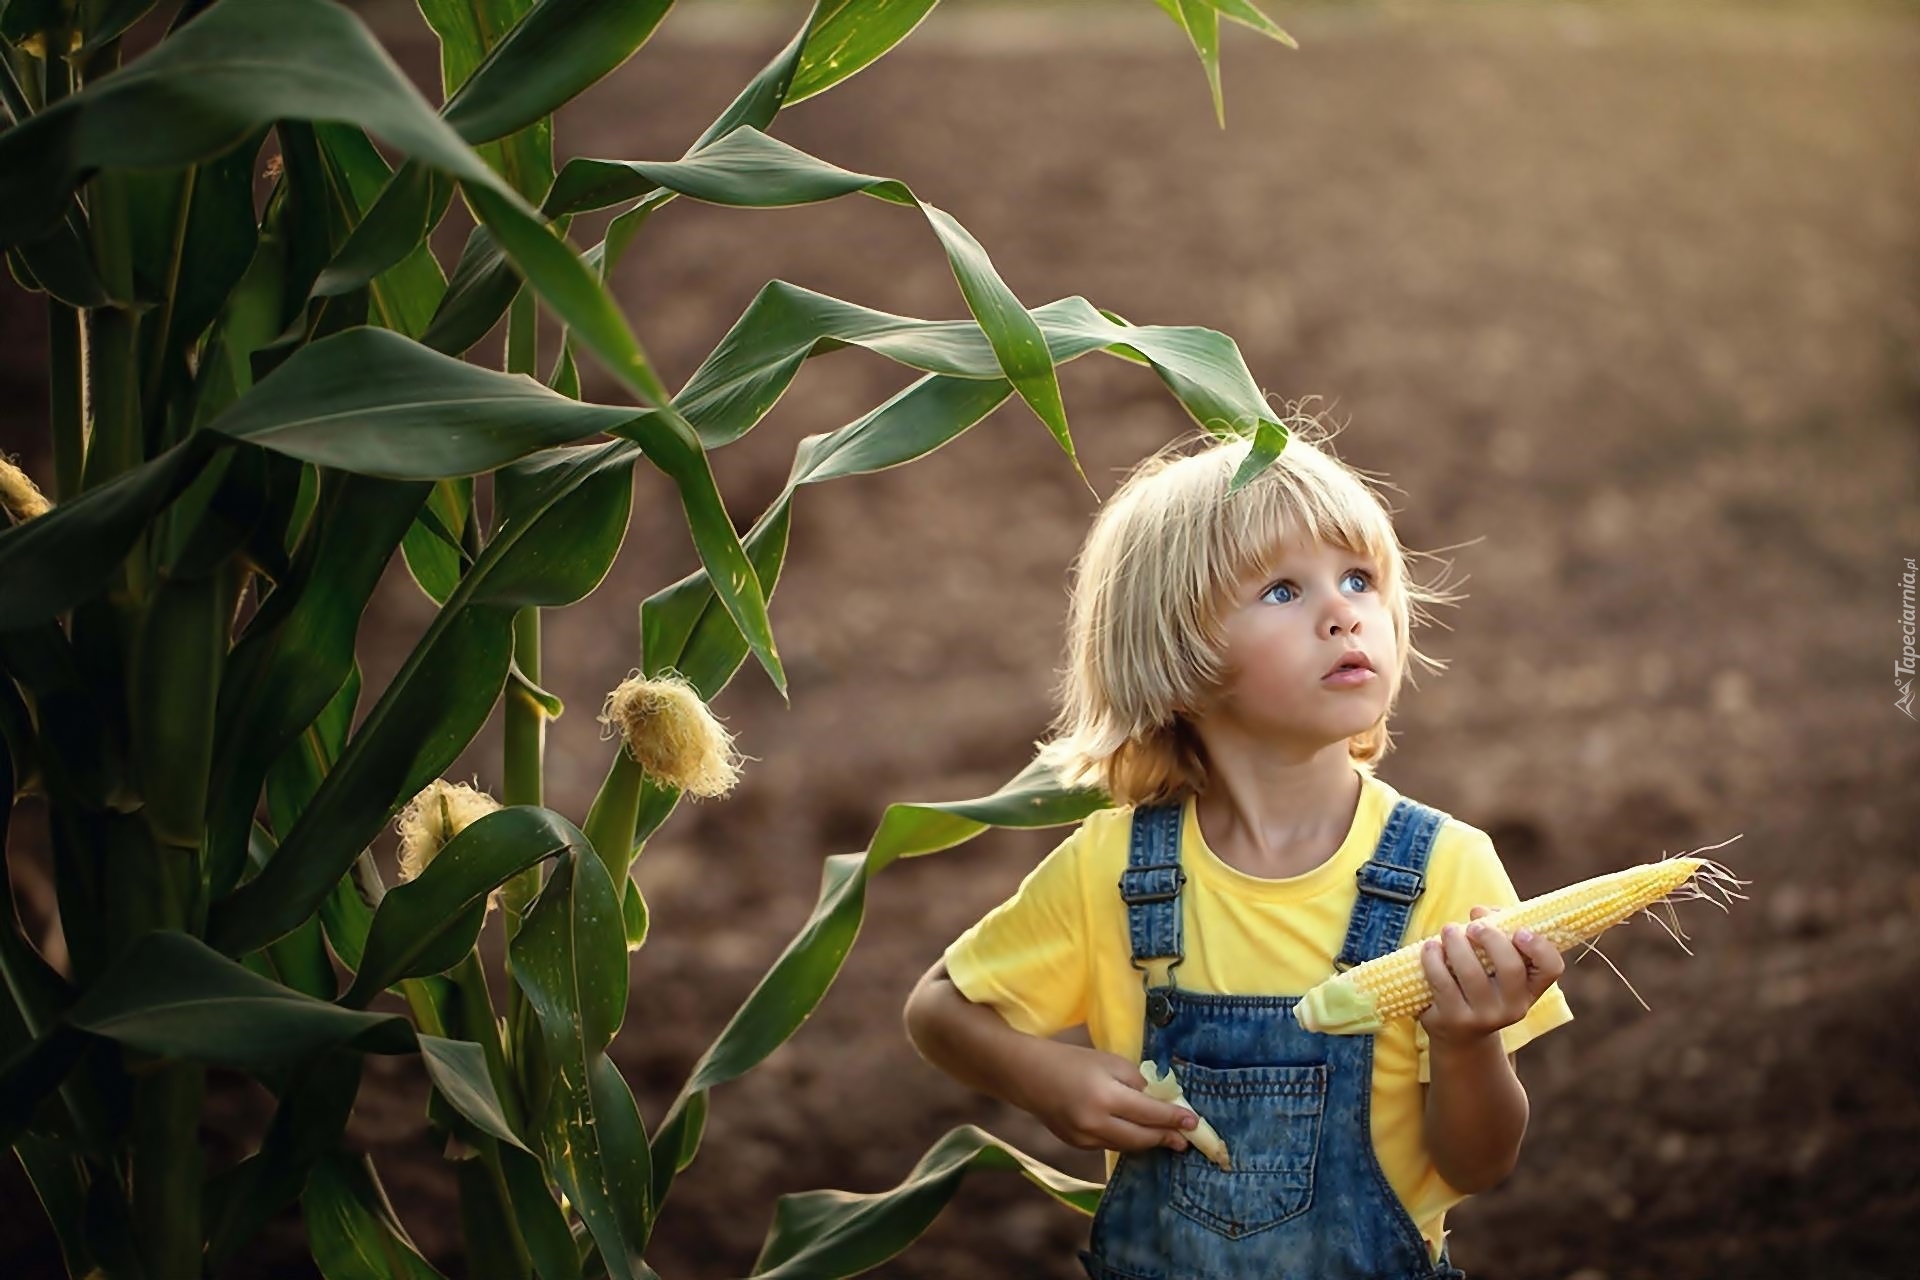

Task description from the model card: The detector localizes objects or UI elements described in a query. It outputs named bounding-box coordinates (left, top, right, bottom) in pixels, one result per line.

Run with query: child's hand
left=1018, top=1041, right=1201, bottom=1156
left=1417, top=905, right=1567, bottom=1049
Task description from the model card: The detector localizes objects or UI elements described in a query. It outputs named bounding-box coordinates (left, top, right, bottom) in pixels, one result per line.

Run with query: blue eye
left=1261, top=568, right=1374, bottom=605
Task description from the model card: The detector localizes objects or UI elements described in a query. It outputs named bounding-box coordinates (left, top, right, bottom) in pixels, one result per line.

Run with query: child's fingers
left=1513, top=928, right=1567, bottom=992
left=1439, top=925, right=1496, bottom=1005
left=1418, top=936, right=1466, bottom=1018
left=1465, top=920, right=1531, bottom=1000
left=1102, top=1113, right=1190, bottom=1153
left=1115, top=1086, right=1198, bottom=1136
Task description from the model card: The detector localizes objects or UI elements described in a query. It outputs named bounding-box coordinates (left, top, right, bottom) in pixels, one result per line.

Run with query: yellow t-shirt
left=942, top=765, right=1574, bottom=1265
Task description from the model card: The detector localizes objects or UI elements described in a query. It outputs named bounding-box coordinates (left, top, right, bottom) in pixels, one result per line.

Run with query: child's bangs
left=1212, top=457, right=1404, bottom=610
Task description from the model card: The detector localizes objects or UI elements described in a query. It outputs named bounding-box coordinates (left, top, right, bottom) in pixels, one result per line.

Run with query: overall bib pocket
left=1167, top=1058, right=1327, bottom=1241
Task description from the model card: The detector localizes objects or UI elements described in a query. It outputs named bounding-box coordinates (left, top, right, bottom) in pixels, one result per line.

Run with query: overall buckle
left=1119, top=863, right=1185, bottom=905
left=1355, top=859, right=1425, bottom=904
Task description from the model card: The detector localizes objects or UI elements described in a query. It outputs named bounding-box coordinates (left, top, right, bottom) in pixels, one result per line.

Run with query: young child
left=904, top=424, right=1574, bottom=1278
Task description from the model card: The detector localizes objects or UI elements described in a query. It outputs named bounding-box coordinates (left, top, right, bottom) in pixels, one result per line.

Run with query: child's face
left=1198, top=533, right=1394, bottom=748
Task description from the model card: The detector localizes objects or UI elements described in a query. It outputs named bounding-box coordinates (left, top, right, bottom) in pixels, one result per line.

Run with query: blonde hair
left=1033, top=411, right=1462, bottom=808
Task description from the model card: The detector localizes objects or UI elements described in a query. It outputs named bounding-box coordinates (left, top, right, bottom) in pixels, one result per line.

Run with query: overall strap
left=1333, top=797, right=1450, bottom=972
left=1121, top=801, right=1186, bottom=1004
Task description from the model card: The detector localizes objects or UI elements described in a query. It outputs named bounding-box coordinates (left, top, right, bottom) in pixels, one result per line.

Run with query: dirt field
left=3, top=1, right=1918, bottom=1277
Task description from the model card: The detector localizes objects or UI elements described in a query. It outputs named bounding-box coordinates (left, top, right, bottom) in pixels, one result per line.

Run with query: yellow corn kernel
left=1294, top=852, right=1746, bottom=1035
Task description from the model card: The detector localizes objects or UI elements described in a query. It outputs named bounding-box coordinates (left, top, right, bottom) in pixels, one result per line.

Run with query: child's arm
left=904, top=961, right=1200, bottom=1157
left=1418, top=905, right=1567, bottom=1193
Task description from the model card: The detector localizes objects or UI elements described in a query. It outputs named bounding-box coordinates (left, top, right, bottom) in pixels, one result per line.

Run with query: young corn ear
left=599, top=669, right=744, bottom=799
left=1294, top=851, right=1747, bottom=1035
left=396, top=779, right=503, bottom=892
left=1138, top=1061, right=1233, bottom=1172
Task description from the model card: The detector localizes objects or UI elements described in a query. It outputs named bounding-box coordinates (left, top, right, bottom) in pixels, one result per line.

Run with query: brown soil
left=4, top=3, right=1918, bottom=1278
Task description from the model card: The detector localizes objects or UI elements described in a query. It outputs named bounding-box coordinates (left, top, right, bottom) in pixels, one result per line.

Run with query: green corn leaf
left=342, top=806, right=580, bottom=1007
left=207, top=473, right=427, bottom=900
left=12, top=1132, right=95, bottom=1277
left=0, top=0, right=505, bottom=247
left=785, top=0, right=942, bottom=105
left=0, top=0, right=696, bottom=449
left=499, top=1141, right=582, bottom=1280
left=750, top=1126, right=1102, bottom=1277
left=440, top=0, right=674, bottom=148
left=156, top=443, right=275, bottom=581
left=206, top=442, right=634, bottom=956
left=416, top=1036, right=529, bottom=1151
left=417, top=216, right=780, bottom=693
left=204, top=1052, right=364, bottom=1271
left=610, top=282, right=1276, bottom=458
left=510, top=0, right=822, bottom=357
left=267, top=664, right=362, bottom=840
left=165, top=127, right=269, bottom=381
left=305, top=1150, right=447, bottom=1280
left=7, top=206, right=114, bottom=309
left=1206, top=0, right=1298, bottom=45
left=64, top=932, right=413, bottom=1065
left=545, top=126, right=1074, bottom=479
left=510, top=846, right=651, bottom=1280
left=307, top=135, right=452, bottom=341
left=189, top=206, right=293, bottom=432
left=402, top=478, right=475, bottom=605
left=417, top=0, right=554, bottom=205
left=0, top=159, right=67, bottom=350
left=1170, top=0, right=1225, bottom=128
left=420, top=223, right=528, bottom=358
left=77, top=0, right=166, bottom=57
left=247, top=825, right=340, bottom=1002
left=649, top=759, right=1104, bottom=1211
left=0, top=430, right=222, bottom=632
left=476, top=443, right=637, bottom=608
left=1236, top=417, right=1291, bottom=491
left=206, top=326, right=638, bottom=479
left=0, top=931, right=524, bottom=1151
left=1149, top=0, right=1297, bottom=128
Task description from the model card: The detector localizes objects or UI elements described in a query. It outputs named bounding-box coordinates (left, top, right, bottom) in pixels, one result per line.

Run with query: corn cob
left=1294, top=849, right=1747, bottom=1035
left=1139, top=1061, right=1233, bottom=1171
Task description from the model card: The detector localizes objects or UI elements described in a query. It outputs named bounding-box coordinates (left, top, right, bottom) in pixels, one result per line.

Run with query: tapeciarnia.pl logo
left=1899, top=557, right=1916, bottom=720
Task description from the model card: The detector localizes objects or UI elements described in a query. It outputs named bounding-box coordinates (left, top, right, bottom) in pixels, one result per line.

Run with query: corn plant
left=0, top=0, right=1298, bottom=1274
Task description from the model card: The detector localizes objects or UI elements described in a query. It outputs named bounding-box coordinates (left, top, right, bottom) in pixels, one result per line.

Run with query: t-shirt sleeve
left=1413, top=825, right=1575, bottom=1083
left=941, top=825, right=1092, bottom=1039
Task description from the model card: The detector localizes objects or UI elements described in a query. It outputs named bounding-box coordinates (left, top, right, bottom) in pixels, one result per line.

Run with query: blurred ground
left=3, top=0, right=1919, bottom=1277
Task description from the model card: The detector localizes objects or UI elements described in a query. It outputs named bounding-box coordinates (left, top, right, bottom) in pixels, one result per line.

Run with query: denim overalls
left=1078, top=796, right=1470, bottom=1280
